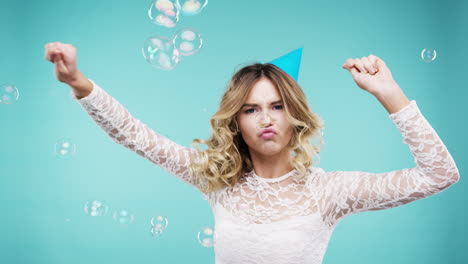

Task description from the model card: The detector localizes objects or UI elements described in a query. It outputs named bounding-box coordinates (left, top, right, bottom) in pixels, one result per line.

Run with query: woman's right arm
left=72, top=79, right=206, bottom=192
left=67, top=70, right=93, bottom=99
left=45, top=42, right=207, bottom=193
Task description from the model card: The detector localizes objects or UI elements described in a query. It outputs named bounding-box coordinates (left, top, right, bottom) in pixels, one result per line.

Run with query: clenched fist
left=342, top=55, right=399, bottom=98
left=44, top=42, right=79, bottom=84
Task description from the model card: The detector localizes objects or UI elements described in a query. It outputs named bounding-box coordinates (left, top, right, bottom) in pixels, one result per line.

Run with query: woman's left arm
left=316, top=99, right=460, bottom=228
left=315, top=56, right=461, bottom=227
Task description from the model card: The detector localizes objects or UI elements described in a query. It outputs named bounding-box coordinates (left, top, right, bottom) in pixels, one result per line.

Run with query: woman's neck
left=250, top=150, right=295, bottom=179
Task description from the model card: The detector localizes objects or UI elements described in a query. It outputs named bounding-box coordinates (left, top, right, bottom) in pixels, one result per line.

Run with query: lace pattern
left=72, top=80, right=460, bottom=264
left=71, top=80, right=207, bottom=194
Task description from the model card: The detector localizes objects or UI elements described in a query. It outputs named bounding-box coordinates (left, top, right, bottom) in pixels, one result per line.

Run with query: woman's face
left=236, top=78, right=294, bottom=157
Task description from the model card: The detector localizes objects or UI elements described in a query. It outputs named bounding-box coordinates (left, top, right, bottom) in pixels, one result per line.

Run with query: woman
left=45, top=42, right=459, bottom=264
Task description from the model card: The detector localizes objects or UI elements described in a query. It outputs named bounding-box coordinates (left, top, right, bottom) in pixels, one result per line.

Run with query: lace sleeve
left=70, top=79, right=206, bottom=193
left=317, top=100, right=460, bottom=228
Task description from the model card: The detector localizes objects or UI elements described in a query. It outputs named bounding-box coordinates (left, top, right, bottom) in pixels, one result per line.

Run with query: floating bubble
left=254, top=112, right=272, bottom=129
left=421, top=48, right=436, bottom=63
left=176, top=0, right=208, bottom=15
left=0, top=83, right=19, bottom=105
left=173, top=27, right=203, bottom=56
left=252, top=106, right=284, bottom=131
left=150, top=226, right=164, bottom=237
left=148, top=0, right=179, bottom=28
left=143, top=36, right=181, bottom=70
left=54, top=137, right=76, bottom=159
left=197, top=226, right=214, bottom=247
left=113, top=209, right=134, bottom=226
left=180, top=42, right=194, bottom=52
left=151, top=215, right=168, bottom=230
left=84, top=200, right=109, bottom=217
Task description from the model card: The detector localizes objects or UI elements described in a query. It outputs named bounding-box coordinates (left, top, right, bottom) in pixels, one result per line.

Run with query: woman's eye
left=244, top=105, right=283, bottom=114
left=274, top=105, right=283, bottom=110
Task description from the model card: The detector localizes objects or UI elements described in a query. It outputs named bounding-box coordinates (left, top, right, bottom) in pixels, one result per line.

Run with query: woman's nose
left=255, top=111, right=272, bottom=128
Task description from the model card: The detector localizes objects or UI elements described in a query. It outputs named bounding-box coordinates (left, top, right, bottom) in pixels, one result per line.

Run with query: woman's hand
left=44, top=42, right=93, bottom=99
left=342, top=54, right=400, bottom=98
left=44, top=42, right=79, bottom=84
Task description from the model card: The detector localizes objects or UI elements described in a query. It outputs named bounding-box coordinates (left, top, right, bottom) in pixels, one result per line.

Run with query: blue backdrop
left=0, top=0, right=466, bottom=263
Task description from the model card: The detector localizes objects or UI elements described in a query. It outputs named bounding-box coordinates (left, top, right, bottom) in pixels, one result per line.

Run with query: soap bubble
left=54, top=137, right=76, bottom=159
left=253, top=108, right=284, bottom=139
left=254, top=109, right=283, bottom=129
left=255, top=112, right=271, bottom=129
left=421, top=48, right=437, bottom=63
left=0, top=83, right=19, bottom=105
left=84, top=200, right=109, bottom=216
left=151, top=215, right=169, bottom=230
left=176, top=0, right=208, bottom=16
left=173, top=27, right=203, bottom=56
left=113, top=209, right=134, bottom=226
left=197, top=226, right=214, bottom=247
left=148, top=0, right=179, bottom=27
left=143, top=36, right=181, bottom=70
left=150, top=226, right=164, bottom=237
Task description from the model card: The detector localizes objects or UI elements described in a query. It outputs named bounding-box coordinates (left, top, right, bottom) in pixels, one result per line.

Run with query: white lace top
left=71, top=79, right=460, bottom=264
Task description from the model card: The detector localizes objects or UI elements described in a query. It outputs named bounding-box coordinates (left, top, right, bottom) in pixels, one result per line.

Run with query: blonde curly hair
left=188, top=62, right=325, bottom=195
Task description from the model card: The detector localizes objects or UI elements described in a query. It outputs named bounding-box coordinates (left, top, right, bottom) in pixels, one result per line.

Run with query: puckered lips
left=259, top=128, right=277, bottom=139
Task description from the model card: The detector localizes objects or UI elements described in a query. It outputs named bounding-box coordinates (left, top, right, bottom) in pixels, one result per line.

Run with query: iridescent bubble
left=253, top=108, right=285, bottom=139
left=254, top=111, right=280, bottom=129
left=113, top=209, right=134, bottom=226
left=150, top=215, right=168, bottom=230
left=254, top=111, right=272, bottom=129
left=253, top=106, right=285, bottom=131
left=176, top=0, right=208, bottom=15
left=150, top=226, right=164, bottom=237
left=197, top=226, right=214, bottom=247
left=172, top=27, right=203, bottom=56
left=0, top=83, right=19, bottom=105
left=54, top=137, right=76, bottom=159
left=84, top=200, right=109, bottom=217
left=148, top=0, right=179, bottom=28
left=421, top=48, right=437, bottom=63
left=143, top=36, right=181, bottom=70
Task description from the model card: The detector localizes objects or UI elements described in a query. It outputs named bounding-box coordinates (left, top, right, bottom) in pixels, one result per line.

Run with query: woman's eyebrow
left=241, top=100, right=283, bottom=108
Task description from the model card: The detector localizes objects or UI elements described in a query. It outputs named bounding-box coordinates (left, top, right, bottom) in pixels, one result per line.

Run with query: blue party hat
left=269, top=47, right=303, bottom=81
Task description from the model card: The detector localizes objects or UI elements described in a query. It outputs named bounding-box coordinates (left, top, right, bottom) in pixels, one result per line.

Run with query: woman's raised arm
left=314, top=100, right=459, bottom=228
left=45, top=42, right=206, bottom=194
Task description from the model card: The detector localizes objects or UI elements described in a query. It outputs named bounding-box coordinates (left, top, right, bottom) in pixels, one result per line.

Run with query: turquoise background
left=1, top=0, right=466, bottom=263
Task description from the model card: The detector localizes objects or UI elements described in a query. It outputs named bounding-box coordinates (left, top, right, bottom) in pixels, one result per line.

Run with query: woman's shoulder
left=305, top=165, right=326, bottom=177
left=303, top=165, right=327, bottom=185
